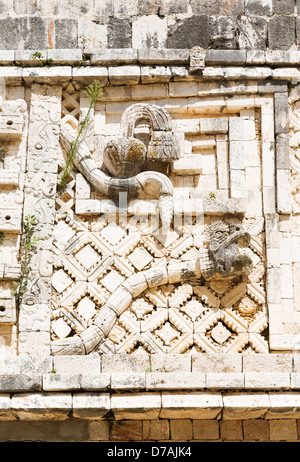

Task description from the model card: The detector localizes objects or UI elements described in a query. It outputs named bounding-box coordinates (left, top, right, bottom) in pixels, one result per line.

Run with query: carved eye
left=214, top=231, right=223, bottom=240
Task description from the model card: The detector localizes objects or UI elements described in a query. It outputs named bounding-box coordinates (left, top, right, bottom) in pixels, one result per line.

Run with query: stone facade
left=1, top=0, right=300, bottom=443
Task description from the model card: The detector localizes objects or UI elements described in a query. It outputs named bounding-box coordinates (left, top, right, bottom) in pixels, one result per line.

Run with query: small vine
left=14, top=215, right=39, bottom=307
left=31, top=51, right=53, bottom=67
left=0, top=231, right=4, bottom=245
left=58, top=79, right=103, bottom=192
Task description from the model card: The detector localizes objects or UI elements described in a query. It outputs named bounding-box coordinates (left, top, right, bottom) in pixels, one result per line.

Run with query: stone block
left=222, top=393, right=270, bottom=420
left=266, top=392, right=300, bottom=418
left=18, top=332, right=51, bottom=356
left=11, top=393, right=72, bottom=421
left=206, top=373, right=245, bottom=389
left=107, top=18, right=132, bottom=49
left=111, top=393, right=161, bottom=420
left=269, top=420, right=298, bottom=441
left=22, top=66, right=72, bottom=85
left=220, top=420, right=243, bottom=441
left=171, top=156, right=203, bottom=175
left=244, top=373, right=290, bottom=389
left=170, top=419, right=193, bottom=440
left=237, top=16, right=267, bottom=50
left=273, top=0, right=295, bottom=14
left=53, top=355, right=101, bottom=375
left=89, top=420, right=110, bottom=441
left=242, top=419, right=270, bottom=441
left=111, top=373, right=146, bottom=389
left=190, top=0, right=244, bottom=15
left=72, top=67, right=108, bottom=85
left=143, top=420, right=170, bottom=440
left=150, top=354, right=192, bottom=372
left=42, top=373, right=81, bottom=391
left=193, top=419, right=220, bottom=440
left=268, top=15, right=295, bottom=51
left=91, top=49, right=137, bottom=65
left=277, top=169, right=292, bottom=214
left=146, top=372, right=206, bottom=390
left=108, top=66, right=140, bottom=85
left=159, top=0, right=190, bottom=15
left=209, top=15, right=237, bottom=49
left=73, top=393, right=110, bottom=419
left=81, top=374, right=111, bottom=391
left=276, top=133, right=290, bottom=169
left=199, top=117, right=228, bottom=134
left=55, top=19, right=78, bottom=49
left=169, top=81, right=198, bottom=98
left=0, top=356, right=53, bottom=377
left=0, top=50, right=15, bottom=66
left=141, top=66, right=172, bottom=84
left=138, top=48, right=189, bottom=65
left=160, top=392, right=223, bottom=419
left=192, top=353, right=242, bottom=372
left=94, top=0, right=114, bottom=16
left=230, top=170, right=246, bottom=198
left=131, top=83, right=167, bottom=100
left=78, top=20, right=107, bottom=52
left=110, top=420, right=143, bottom=441
left=243, top=353, right=292, bottom=372
left=266, top=267, right=282, bottom=304
left=167, top=16, right=210, bottom=50
left=245, top=0, right=272, bottom=15
left=47, top=49, right=83, bottom=65
left=114, top=0, right=138, bottom=17
left=132, top=15, right=167, bottom=49
left=0, top=374, right=41, bottom=393
left=205, top=50, right=247, bottom=65
left=0, top=394, right=12, bottom=421
left=274, top=92, right=289, bottom=135
left=101, top=353, right=150, bottom=373
left=18, top=303, right=51, bottom=333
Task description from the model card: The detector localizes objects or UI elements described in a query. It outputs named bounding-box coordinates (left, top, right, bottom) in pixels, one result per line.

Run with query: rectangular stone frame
left=0, top=63, right=295, bottom=357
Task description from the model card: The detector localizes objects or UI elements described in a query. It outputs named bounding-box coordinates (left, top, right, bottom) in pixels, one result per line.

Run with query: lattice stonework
left=47, top=84, right=273, bottom=355
left=50, top=210, right=267, bottom=354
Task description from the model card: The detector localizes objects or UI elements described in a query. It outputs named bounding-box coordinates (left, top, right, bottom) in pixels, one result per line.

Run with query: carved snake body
left=51, top=222, right=252, bottom=355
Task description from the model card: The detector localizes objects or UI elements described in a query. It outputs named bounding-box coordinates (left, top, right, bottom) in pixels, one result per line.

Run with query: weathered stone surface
left=191, top=0, right=244, bottom=15
left=0, top=18, right=47, bottom=50
left=73, top=393, right=110, bottom=419
left=111, top=393, right=161, bottom=420
left=273, top=0, right=295, bottom=14
left=110, top=420, right=143, bottom=441
left=245, top=0, right=272, bottom=15
left=132, top=15, right=167, bottom=49
left=0, top=374, right=41, bottom=392
left=55, top=19, right=78, bottom=49
left=237, top=16, right=267, bottom=49
left=268, top=15, right=295, bottom=50
left=160, top=392, right=223, bottom=419
left=167, top=16, right=210, bottom=50
left=107, top=18, right=132, bottom=49
left=209, top=15, right=238, bottom=49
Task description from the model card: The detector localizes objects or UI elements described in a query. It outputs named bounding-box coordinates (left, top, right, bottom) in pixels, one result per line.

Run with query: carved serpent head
left=200, top=221, right=253, bottom=280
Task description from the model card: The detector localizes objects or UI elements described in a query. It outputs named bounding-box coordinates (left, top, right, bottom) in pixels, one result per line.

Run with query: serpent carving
left=60, top=103, right=179, bottom=230
left=50, top=221, right=252, bottom=355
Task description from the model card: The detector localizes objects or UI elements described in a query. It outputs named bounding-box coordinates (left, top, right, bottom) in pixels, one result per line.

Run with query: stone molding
left=3, top=49, right=300, bottom=68
left=2, top=382, right=300, bottom=421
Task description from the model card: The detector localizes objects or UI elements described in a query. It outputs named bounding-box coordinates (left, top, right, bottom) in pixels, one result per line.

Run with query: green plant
left=0, top=231, right=4, bottom=245
left=58, top=80, right=103, bottom=192
left=14, top=215, right=39, bottom=306
left=32, top=51, right=53, bottom=67
left=209, top=192, right=216, bottom=199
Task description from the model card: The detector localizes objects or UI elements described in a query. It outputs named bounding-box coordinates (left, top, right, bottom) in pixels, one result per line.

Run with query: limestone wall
left=1, top=0, right=300, bottom=444
left=0, top=0, right=299, bottom=52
